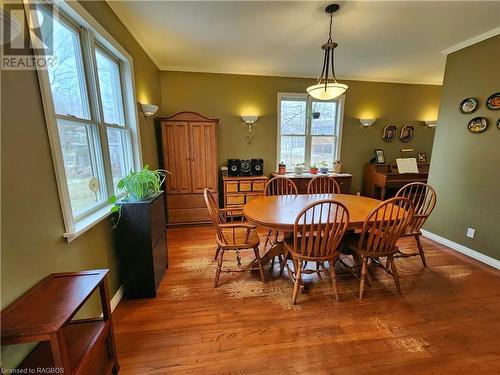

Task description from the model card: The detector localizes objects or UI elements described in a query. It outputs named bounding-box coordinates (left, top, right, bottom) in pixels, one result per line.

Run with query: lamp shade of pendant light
left=306, top=4, right=348, bottom=101
left=306, top=83, right=348, bottom=100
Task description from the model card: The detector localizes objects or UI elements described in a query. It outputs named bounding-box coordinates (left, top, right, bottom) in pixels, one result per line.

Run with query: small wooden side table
left=1, top=269, right=119, bottom=374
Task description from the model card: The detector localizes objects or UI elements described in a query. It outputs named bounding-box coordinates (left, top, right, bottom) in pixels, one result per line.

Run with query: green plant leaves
left=114, top=165, right=169, bottom=201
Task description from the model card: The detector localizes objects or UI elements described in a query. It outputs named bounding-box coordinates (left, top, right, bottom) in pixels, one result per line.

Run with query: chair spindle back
left=293, top=200, right=350, bottom=259
left=307, top=175, right=341, bottom=194
left=358, top=197, right=414, bottom=255
left=203, top=188, right=227, bottom=244
left=396, top=182, right=436, bottom=234
left=265, top=176, right=298, bottom=196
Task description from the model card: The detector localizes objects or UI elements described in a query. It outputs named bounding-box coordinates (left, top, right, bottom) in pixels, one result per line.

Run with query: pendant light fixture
left=306, top=4, right=348, bottom=101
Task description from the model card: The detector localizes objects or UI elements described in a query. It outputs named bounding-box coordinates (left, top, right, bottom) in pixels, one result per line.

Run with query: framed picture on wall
left=417, top=152, right=427, bottom=162
left=399, top=125, right=414, bottom=143
left=382, top=125, right=397, bottom=142
left=374, top=149, right=385, bottom=164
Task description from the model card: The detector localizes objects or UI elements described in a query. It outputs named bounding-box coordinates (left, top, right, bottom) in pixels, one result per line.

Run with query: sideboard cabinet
left=159, top=112, right=218, bottom=225
left=272, top=173, right=352, bottom=194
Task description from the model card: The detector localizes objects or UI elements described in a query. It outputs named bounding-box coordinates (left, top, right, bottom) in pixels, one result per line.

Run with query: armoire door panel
left=158, top=112, right=219, bottom=225
left=189, top=122, right=217, bottom=193
left=204, top=124, right=218, bottom=191
left=161, top=122, right=191, bottom=193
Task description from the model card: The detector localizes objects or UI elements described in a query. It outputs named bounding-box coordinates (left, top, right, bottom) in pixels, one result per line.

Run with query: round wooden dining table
left=243, top=193, right=383, bottom=264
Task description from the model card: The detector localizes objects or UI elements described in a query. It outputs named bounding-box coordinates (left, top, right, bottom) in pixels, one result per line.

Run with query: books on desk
left=396, top=158, right=419, bottom=174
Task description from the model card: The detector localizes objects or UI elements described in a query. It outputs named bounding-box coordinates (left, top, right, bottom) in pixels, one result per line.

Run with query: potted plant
left=319, top=161, right=329, bottom=174
left=110, top=165, right=170, bottom=227
left=294, top=163, right=305, bottom=175
left=309, top=163, right=318, bottom=174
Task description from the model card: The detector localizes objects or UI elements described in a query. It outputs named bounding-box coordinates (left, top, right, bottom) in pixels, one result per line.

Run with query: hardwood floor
left=113, top=226, right=500, bottom=374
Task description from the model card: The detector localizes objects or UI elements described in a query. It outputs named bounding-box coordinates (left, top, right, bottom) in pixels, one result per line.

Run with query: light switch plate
left=466, top=228, right=475, bottom=238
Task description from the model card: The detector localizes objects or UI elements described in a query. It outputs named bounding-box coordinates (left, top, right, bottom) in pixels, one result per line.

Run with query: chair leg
left=330, top=263, right=340, bottom=302
left=416, top=234, right=427, bottom=268
left=254, top=247, right=266, bottom=284
left=214, top=249, right=225, bottom=288
left=264, top=229, right=272, bottom=249
left=389, top=255, right=402, bottom=294
left=279, top=252, right=288, bottom=276
left=292, top=260, right=303, bottom=305
left=214, top=246, right=220, bottom=261
left=359, top=256, right=368, bottom=301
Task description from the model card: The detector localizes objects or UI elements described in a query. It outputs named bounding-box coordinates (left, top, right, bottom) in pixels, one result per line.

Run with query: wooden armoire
left=159, top=112, right=218, bottom=225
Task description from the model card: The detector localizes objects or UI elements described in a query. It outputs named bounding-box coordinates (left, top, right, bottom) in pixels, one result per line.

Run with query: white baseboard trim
left=110, top=285, right=123, bottom=312
left=421, top=229, right=500, bottom=269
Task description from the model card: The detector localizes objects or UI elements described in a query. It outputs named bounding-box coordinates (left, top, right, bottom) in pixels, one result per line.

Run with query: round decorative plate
left=468, top=117, right=488, bottom=133
left=486, top=93, right=500, bottom=110
left=459, top=97, right=479, bottom=114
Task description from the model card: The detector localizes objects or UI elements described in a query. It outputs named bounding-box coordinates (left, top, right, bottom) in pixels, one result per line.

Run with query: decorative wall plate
left=486, top=93, right=500, bottom=110
left=382, top=125, right=397, bottom=142
left=399, top=125, right=414, bottom=143
left=459, top=97, right=478, bottom=114
left=467, top=117, right=488, bottom=133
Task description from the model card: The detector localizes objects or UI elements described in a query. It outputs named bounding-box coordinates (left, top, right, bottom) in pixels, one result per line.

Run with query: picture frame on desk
left=374, top=149, right=385, bottom=164
left=417, top=152, right=427, bottom=162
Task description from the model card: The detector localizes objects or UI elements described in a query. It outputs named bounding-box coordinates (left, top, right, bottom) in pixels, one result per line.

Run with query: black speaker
left=251, top=159, right=264, bottom=176
left=240, top=159, right=252, bottom=176
left=228, top=159, right=240, bottom=177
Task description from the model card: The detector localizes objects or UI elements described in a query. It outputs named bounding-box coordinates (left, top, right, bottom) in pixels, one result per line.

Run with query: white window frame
left=276, top=92, right=345, bottom=170
left=24, top=0, right=143, bottom=241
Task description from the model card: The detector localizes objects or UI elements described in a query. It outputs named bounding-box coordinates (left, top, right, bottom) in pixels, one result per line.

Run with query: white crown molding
left=442, top=26, right=500, bottom=55
left=106, top=0, right=162, bottom=69
left=159, top=66, right=443, bottom=86
left=421, top=229, right=500, bottom=269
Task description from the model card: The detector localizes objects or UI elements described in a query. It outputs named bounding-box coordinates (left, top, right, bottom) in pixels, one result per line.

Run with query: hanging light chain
left=306, top=3, right=348, bottom=101
left=318, top=8, right=338, bottom=86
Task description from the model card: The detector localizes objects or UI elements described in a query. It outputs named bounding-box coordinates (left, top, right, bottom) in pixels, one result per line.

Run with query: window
left=277, top=93, right=344, bottom=169
left=30, top=2, right=141, bottom=240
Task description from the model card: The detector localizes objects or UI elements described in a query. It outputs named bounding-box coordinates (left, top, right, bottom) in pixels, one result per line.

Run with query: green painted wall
left=425, top=35, right=500, bottom=260
left=0, top=0, right=161, bottom=367
left=160, top=71, right=441, bottom=193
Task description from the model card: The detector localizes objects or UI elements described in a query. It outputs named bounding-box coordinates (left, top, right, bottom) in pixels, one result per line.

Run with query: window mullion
left=304, top=97, right=313, bottom=167
left=82, top=29, right=115, bottom=198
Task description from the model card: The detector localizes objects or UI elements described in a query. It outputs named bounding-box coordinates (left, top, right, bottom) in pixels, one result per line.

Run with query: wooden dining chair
left=263, top=176, right=298, bottom=266
left=265, top=176, right=298, bottom=196
left=307, top=175, right=341, bottom=195
left=394, top=182, right=437, bottom=267
left=346, top=197, right=414, bottom=300
left=283, top=199, right=350, bottom=304
left=203, top=189, right=266, bottom=287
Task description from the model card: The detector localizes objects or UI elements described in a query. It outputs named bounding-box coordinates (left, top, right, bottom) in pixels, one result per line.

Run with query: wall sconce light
left=241, top=115, right=259, bottom=132
left=140, top=103, right=159, bottom=118
left=424, top=120, right=437, bottom=128
left=359, top=118, right=376, bottom=127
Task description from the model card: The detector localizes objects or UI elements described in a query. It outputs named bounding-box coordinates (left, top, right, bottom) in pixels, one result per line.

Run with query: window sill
left=63, top=204, right=113, bottom=243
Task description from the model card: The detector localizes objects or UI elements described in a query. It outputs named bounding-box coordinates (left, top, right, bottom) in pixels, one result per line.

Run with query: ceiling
left=107, top=1, right=500, bottom=85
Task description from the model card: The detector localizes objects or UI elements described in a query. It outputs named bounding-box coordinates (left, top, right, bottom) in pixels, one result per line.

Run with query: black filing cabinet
left=116, top=191, right=168, bottom=298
